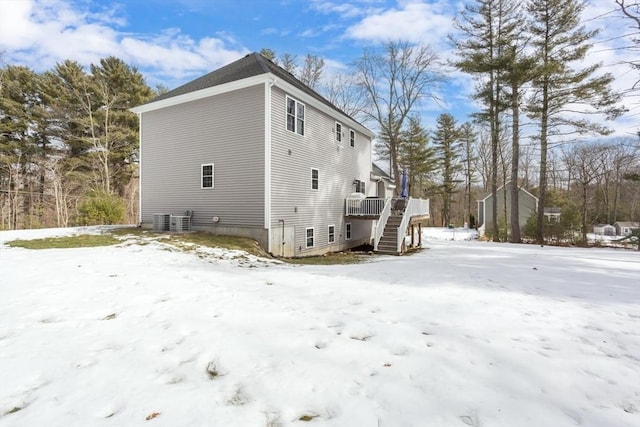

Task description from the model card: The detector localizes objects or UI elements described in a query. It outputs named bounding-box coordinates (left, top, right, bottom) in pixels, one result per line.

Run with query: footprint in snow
left=94, top=402, right=125, bottom=419
left=459, top=413, right=481, bottom=426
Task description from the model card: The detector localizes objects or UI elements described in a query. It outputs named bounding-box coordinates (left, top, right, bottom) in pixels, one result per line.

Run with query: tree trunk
left=536, top=75, right=549, bottom=244
left=510, top=80, right=521, bottom=243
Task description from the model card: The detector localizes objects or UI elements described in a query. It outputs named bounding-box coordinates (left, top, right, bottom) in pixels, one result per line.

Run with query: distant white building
left=614, top=222, right=640, bottom=237
left=593, top=224, right=615, bottom=236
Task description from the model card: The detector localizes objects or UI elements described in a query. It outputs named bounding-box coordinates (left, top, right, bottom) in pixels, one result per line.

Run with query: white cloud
left=309, top=1, right=375, bottom=19
left=0, top=0, right=248, bottom=85
left=345, top=0, right=456, bottom=47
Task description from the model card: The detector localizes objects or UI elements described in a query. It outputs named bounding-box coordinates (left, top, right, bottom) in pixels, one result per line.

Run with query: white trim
left=201, top=163, right=214, bottom=189
left=335, top=121, right=343, bottom=143
left=349, top=129, right=355, bottom=148
left=130, top=71, right=375, bottom=138
left=345, top=222, right=352, bottom=240
left=305, top=227, right=315, bottom=248
left=328, top=224, right=336, bottom=243
left=137, top=113, right=142, bottom=225
left=285, top=95, right=305, bottom=136
left=265, top=79, right=273, bottom=248
left=311, top=167, right=319, bottom=190
left=130, top=74, right=269, bottom=114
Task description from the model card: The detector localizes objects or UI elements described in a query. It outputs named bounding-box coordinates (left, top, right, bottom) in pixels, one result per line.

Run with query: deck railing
left=345, top=197, right=387, bottom=216
left=396, top=198, right=430, bottom=252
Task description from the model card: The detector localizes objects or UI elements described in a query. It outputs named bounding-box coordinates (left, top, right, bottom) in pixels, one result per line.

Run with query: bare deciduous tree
left=355, top=41, right=442, bottom=192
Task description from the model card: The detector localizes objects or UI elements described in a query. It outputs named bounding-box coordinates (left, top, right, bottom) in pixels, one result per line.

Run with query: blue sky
left=0, top=0, right=637, bottom=138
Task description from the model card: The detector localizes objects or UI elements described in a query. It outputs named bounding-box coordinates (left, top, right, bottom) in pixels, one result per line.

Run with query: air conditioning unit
left=170, top=215, right=191, bottom=232
left=153, top=214, right=170, bottom=231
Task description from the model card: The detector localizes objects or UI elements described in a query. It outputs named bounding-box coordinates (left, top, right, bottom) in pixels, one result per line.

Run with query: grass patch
left=283, top=252, right=366, bottom=265
left=5, top=227, right=370, bottom=264
left=110, top=227, right=268, bottom=257
left=6, top=233, right=120, bottom=249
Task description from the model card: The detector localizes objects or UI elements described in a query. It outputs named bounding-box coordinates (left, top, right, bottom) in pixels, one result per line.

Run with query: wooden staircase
left=376, top=214, right=405, bottom=255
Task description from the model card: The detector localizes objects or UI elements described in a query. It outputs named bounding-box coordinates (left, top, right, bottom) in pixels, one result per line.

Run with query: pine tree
left=259, top=48, right=276, bottom=62
left=89, top=57, right=154, bottom=195
left=398, top=116, right=437, bottom=197
left=0, top=65, right=52, bottom=228
left=452, top=0, right=521, bottom=241
left=459, top=122, right=478, bottom=227
left=527, top=0, right=625, bottom=244
left=433, top=114, right=463, bottom=226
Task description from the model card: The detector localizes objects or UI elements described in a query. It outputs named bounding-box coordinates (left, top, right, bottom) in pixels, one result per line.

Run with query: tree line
left=1, top=57, right=155, bottom=229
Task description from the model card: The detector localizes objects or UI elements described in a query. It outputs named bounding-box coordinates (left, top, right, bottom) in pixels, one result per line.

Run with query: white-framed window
left=328, top=225, right=335, bottom=243
left=354, top=179, right=365, bottom=194
left=306, top=227, right=315, bottom=248
left=286, top=96, right=305, bottom=135
left=349, top=129, right=355, bottom=147
left=201, top=163, right=214, bottom=189
left=345, top=222, right=352, bottom=240
left=311, top=168, right=319, bottom=190
left=335, top=122, right=342, bottom=143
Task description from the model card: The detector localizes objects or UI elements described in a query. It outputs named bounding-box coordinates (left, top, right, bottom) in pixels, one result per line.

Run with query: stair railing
left=373, top=198, right=392, bottom=251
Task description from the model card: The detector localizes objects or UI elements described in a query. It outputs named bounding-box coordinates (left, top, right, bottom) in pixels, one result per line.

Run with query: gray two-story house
left=132, top=53, right=429, bottom=257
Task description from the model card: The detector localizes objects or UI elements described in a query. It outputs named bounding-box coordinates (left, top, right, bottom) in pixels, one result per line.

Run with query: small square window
left=311, top=168, right=319, bottom=190
left=328, top=225, right=335, bottom=243
left=306, top=227, right=315, bottom=248
left=335, top=122, right=342, bottom=143
left=201, top=163, right=214, bottom=189
left=345, top=223, right=352, bottom=240
left=349, top=129, right=355, bottom=147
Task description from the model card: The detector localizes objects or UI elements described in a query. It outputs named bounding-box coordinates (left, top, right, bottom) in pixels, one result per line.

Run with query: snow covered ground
left=0, top=227, right=638, bottom=427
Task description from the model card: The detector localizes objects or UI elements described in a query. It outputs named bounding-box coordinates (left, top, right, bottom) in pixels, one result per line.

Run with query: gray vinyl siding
left=140, top=84, right=265, bottom=229
left=269, top=87, right=373, bottom=256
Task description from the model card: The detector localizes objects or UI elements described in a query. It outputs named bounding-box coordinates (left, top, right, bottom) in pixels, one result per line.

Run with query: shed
left=593, top=224, right=615, bottom=236
left=614, top=222, right=640, bottom=237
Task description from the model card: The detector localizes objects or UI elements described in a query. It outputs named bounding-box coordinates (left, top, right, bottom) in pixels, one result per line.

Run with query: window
left=201, top=163, right=214, bottom=189
left=306, top=227, right=315, bottom=248
left=328, top=225, right=335, bottom=243
left=286, top=96, right=304, bottom=135
left=335, top=122, right=342, bottom=143
left=345, top=223, right=352, bottom=240
left=349, top=129, right=355, bottom=147
left=354, top=179, right=365, bottom=194
left=311, top=168, right=319, bottom=190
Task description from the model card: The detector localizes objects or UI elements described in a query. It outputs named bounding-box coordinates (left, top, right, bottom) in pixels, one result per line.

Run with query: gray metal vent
left=153, top=214, right=170, bottom=231
left=170, top=215, right=191, bottom=232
